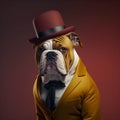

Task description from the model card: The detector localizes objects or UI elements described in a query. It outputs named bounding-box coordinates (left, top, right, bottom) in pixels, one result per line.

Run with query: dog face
left=35, top=32, right=82, bottom=83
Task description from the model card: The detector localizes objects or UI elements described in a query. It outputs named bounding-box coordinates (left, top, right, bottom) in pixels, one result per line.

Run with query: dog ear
left=67, top=32, right=83, bottom=47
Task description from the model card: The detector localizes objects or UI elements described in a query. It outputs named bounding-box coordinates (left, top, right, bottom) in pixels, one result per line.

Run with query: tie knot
left=44, top=80, right=65, bottom=89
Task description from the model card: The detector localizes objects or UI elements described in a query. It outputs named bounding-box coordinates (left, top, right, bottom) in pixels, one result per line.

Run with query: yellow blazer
left=33, top=60, right=102, bottom=120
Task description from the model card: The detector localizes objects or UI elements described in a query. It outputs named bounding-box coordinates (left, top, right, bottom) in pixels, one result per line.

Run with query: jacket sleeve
left=33, top=77, right=46, bottom=120
left=81, top=73, right=102, bottom=120
left=35, top=103, right=46, bottom=120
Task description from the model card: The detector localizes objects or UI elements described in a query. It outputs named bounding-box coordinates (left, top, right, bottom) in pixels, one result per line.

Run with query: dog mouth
left=40, top=61, right=66, bottom=84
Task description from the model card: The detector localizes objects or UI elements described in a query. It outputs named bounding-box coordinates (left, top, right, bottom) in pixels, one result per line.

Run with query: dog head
left=35, top=32, right=82, bottom=83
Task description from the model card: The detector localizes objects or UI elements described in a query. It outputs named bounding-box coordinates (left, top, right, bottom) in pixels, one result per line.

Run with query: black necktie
left=44, top=80, right=65, bottom=111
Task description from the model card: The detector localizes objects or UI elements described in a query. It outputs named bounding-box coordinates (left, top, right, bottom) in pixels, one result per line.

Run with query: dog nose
left=46, top=51, right=57, bottom=61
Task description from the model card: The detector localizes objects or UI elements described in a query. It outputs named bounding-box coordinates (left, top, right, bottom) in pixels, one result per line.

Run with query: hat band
left=38, top=25, right=65, bottom=38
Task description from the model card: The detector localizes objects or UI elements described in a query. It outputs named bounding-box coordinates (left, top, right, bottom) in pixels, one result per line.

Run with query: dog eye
left=59, top=47, right=67, bottom=53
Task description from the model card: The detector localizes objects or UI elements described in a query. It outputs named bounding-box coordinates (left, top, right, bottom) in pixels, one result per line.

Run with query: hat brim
left=29, top=26, right=75, bottom=45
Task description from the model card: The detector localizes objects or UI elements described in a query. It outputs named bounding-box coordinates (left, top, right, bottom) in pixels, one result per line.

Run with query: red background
left=0, top=0, right=120, bottom=120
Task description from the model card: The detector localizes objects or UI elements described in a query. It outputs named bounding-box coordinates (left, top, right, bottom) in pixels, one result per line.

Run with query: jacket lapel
left=57, top=59, right=86, bottom=104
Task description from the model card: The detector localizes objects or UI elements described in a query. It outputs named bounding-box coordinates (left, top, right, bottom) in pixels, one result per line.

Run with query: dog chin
left=40, top=64, right=66, bottom=84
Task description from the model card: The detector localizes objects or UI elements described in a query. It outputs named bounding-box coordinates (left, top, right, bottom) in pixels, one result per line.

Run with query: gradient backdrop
left=0, top=0, right=120, bottom=120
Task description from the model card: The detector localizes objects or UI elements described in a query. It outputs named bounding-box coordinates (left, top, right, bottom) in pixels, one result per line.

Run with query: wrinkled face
left=35, top=32, right=81, bottom=83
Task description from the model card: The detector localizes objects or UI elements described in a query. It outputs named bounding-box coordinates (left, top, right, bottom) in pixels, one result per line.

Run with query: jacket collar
left=76, top=59, right=86, bottom=77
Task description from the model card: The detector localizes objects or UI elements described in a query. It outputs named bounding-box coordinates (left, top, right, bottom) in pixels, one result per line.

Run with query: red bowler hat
left=29, top=10, right=75, bottom=45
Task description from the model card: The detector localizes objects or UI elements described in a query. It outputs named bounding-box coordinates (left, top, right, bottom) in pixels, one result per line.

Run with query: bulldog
left=29, top=10, right=102, bottom=120
left=35, top=32, right=82, bottom=110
